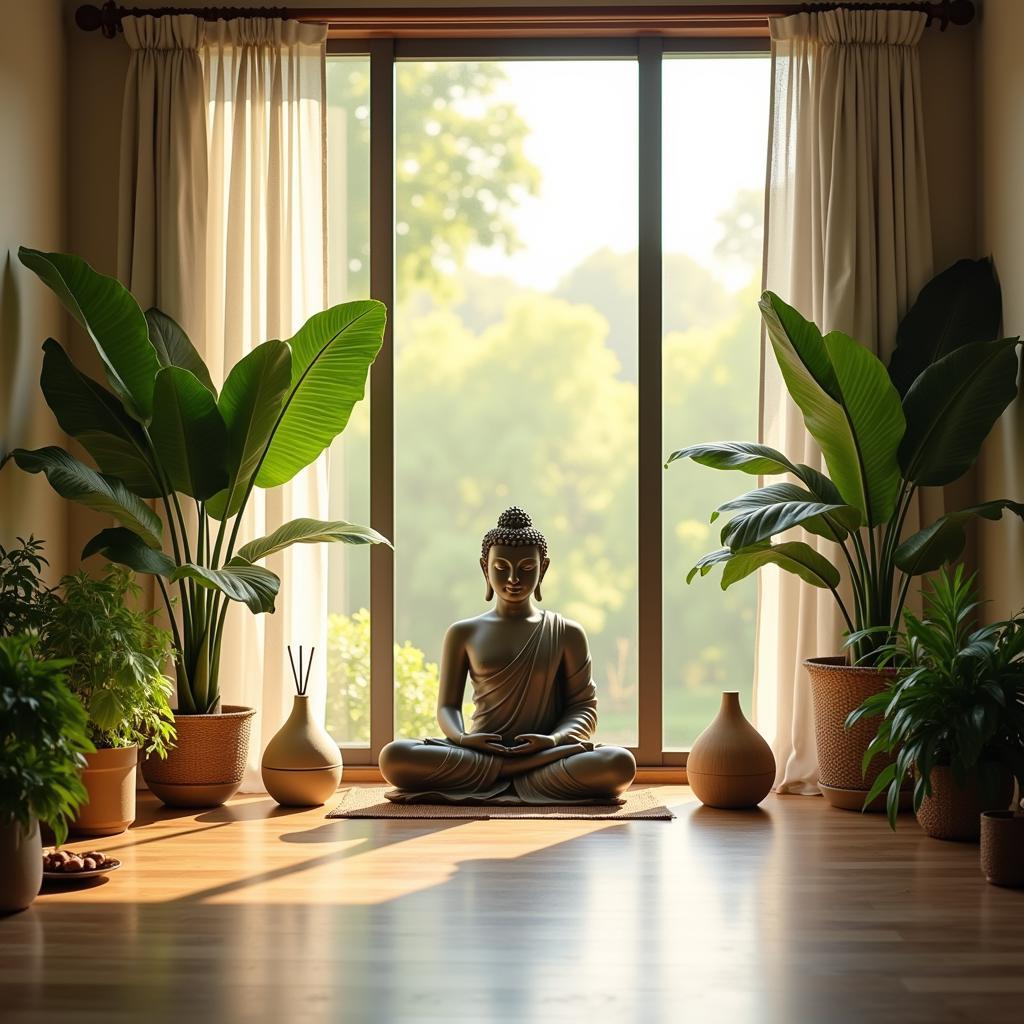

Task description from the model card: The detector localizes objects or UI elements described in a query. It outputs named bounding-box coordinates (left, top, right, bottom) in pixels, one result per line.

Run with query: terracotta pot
left=805, top=657, right=909, bottom=812
left=142, top=705, right=255, bottom=808
left=0, top=816, right=42, bottom=914
left=73, top=745, right=138, bottom=836
left=916, top=765, right=1014, bottom=842
left=686, top=691, right=775, bottom=808
left=262, top=694, right=343, bottom=806
left=980, top=811, right=1024, bottom=887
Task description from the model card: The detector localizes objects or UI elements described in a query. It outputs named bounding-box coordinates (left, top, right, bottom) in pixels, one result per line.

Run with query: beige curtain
left=118, top=15, right=207, bottom=337
left=203, top=18, right=329, bottom=790
left=754, top=9, right=934, bottom=795
left=117, top=15, right=329, bottom=790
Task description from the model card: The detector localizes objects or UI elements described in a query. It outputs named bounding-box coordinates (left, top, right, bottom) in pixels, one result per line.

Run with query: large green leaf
left=894, top=501, right=1024, bottom=576
left=686, top=545, right=764, bottom=585
left=889, top=258, right=1003, bottom=395
left=666, top=442, right=798, bottom=475
left=82, top=527, right=175, bottom=576
left=898, top=338, right=1021, bottom=486
left=8, top=446, right=162, bottom=547
left=237, top=517, right=391, bottom=563
left=720, top=541, right=840, bottom=591
left=150, top=367, right=228, bottom=501
left=171, top=558, right=280, bottom=614
left=38, top=338, right=163, bottom=497
left=822, top=330, right=905, bottom=524
left=256, top=301, right=386, bottom=488
left=146, top=308, right=216, bottom=395
left=760, top=293, right=904, bottom=525
left=717, top=482, right=861, bottom=548
left=206, top=341, right=292, bottom=520
left=18, top=247, right=159, bottom=421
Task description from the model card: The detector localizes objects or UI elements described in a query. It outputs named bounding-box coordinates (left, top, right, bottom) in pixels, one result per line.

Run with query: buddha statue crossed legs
left=381, top=507, right=636, bottom=804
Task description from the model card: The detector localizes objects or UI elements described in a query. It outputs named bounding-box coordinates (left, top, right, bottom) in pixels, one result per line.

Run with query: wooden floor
left=3, top=787, right=1023, bottom=1023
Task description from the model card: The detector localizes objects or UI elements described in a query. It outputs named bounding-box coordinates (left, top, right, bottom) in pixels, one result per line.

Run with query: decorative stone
left=262, top=694, right=343, bottom=807
left=686, top=691, right=775, bottom=809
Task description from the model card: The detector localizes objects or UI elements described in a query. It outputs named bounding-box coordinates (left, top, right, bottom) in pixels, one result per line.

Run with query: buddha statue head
left=480, top=506, right=550, bottom=603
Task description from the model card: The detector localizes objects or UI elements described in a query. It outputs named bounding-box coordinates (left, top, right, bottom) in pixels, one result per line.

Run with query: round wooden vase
left=142, top=706, right=255, bottom=808
left=687, top=691, right=775, bottom=808
left=262, top=695, right=343, bottom=807
left=73, top=745, right=138, bottom=836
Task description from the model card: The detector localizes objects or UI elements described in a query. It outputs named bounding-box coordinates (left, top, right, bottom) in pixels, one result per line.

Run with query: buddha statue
left=380, top=507, right=637, bottom=804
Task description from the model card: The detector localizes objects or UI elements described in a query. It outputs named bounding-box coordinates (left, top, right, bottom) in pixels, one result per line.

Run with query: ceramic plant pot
left=980, top=811, right=1024, bottom=887
left=686, top=691, right=776, bottom=808
left=0, top=816, right=42, bottom=914
left=142, top=705, right=255, bottom=808
left=916, top=765, right=1014, bottom=842
left=73, top=745, right=138, bottom=836
left=262, top=694, right=343, bottom=807
left=804, top=657, right=911, bottom=812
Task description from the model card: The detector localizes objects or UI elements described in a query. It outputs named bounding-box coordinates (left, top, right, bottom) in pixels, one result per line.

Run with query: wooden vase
left=262, top=695, right=343, bottom=807
left=687, top=691, right=775, bottom=809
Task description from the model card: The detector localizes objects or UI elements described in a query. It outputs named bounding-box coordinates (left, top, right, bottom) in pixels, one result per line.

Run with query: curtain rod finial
left=75, top=2, right=121, bottom=38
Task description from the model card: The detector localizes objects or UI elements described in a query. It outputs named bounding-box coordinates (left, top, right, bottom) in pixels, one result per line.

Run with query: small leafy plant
left=847, top=566, right=1024, bottom=828
left=0, top=636, right=93, bottom=845
left=0, top=536, right=53, bottom=637
left=40, top=567, right=176, bottom=756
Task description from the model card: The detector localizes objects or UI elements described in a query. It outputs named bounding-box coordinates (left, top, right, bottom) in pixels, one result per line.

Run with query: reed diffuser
left=261, top=644, right=344, bottom=806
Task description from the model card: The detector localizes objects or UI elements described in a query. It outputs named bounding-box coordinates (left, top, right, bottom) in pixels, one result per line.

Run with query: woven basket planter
left=805, top=657, right=908, bottom=812
left=980, top=811, right=1024, bottom=886
left=916, top=765, right=1014, bottom=842
left=142, top=705, right=255, bottom=808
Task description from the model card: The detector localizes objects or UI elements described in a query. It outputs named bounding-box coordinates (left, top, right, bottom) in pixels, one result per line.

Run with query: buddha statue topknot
left=380, top=507, right=636, bottom=803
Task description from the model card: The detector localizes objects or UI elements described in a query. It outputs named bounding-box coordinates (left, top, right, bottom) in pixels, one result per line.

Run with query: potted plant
left=3, top=248, right=390, bottom=807
left=39, top=567, right=175, bottom=835
left=848, top=566, right=1023, bottom=840
left=0, top=636, right=93, bottom=913
left=669, top=259, right=1023, bottom=809
left=0, top=535, right=52, bottom=637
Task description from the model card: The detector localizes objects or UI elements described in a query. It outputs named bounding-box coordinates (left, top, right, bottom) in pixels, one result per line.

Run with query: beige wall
left=976, top=0, right=1024, bottom=616
left=0, top=0, right=69, bottom=579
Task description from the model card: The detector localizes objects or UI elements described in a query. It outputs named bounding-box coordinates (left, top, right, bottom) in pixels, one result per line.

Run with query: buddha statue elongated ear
left=535, top=556, right=550, bottom=601
left=480, top=558, right=494, bottom=601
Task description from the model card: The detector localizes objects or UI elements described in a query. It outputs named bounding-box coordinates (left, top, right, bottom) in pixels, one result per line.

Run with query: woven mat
left=327, top=786, right=674, bottom=820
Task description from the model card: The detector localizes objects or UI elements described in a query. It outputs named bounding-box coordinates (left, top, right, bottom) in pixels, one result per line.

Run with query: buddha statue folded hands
left=380, top=507, right=636, bottom=804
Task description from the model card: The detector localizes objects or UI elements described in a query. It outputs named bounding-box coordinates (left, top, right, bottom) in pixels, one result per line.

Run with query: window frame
left=326, top=35, right=770, bottom=769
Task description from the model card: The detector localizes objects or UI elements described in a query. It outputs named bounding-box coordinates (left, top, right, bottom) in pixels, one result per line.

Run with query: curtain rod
left=75, top=2, right=975, bottom=40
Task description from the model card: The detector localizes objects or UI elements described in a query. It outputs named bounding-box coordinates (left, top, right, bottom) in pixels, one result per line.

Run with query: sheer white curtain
left=754, top=9, right=934, bottom=794
left=203, top=18, right=329, bottom=790
left=117, top=15, right=329, bottom=790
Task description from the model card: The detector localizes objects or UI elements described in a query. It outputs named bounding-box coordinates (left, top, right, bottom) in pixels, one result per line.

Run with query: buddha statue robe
left=382, top=611, right=636, bottom=804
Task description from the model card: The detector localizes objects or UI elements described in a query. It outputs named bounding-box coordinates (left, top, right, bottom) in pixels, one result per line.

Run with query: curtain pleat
left=755, top=9, right=934, bottom=795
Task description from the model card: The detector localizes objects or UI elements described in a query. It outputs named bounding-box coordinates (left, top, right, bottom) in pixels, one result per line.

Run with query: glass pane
left=394, top=60, right=639, bottom=747
left=662, top=55, right=771, bottom=748
left=325, top=56, right=372, bottom=746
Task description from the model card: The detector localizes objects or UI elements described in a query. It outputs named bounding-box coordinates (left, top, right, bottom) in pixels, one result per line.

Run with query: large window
left=326, top=41, right=768, bottom=764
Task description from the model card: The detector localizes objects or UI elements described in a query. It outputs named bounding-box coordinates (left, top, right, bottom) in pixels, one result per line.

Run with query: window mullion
left=636, top=37, right=665, bottom=766
left=369, top=38, right=396, bottom=761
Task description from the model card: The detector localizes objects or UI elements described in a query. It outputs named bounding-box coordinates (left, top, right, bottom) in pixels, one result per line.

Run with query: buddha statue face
left=480, top=506, right=550, bottom=603
left=482, top=544, right=549, bottom=604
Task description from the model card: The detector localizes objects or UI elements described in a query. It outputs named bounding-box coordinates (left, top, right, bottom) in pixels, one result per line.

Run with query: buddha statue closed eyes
left=380, top=507, right=637, bottom=804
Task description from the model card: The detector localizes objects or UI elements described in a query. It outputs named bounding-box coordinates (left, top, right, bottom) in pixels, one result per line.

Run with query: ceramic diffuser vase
left=262, top=646, right=343, bottom=806
left=687, top=691, right=775, bottom=808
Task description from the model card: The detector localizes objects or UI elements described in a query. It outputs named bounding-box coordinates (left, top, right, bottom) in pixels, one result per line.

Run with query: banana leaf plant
left=668, top=259, right=1023, bottom=664
left=2, top=248, right=390, bottom=713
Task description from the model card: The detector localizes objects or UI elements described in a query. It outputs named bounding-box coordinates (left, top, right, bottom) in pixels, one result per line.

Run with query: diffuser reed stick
left=286, top=644, right=315, bottom=696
